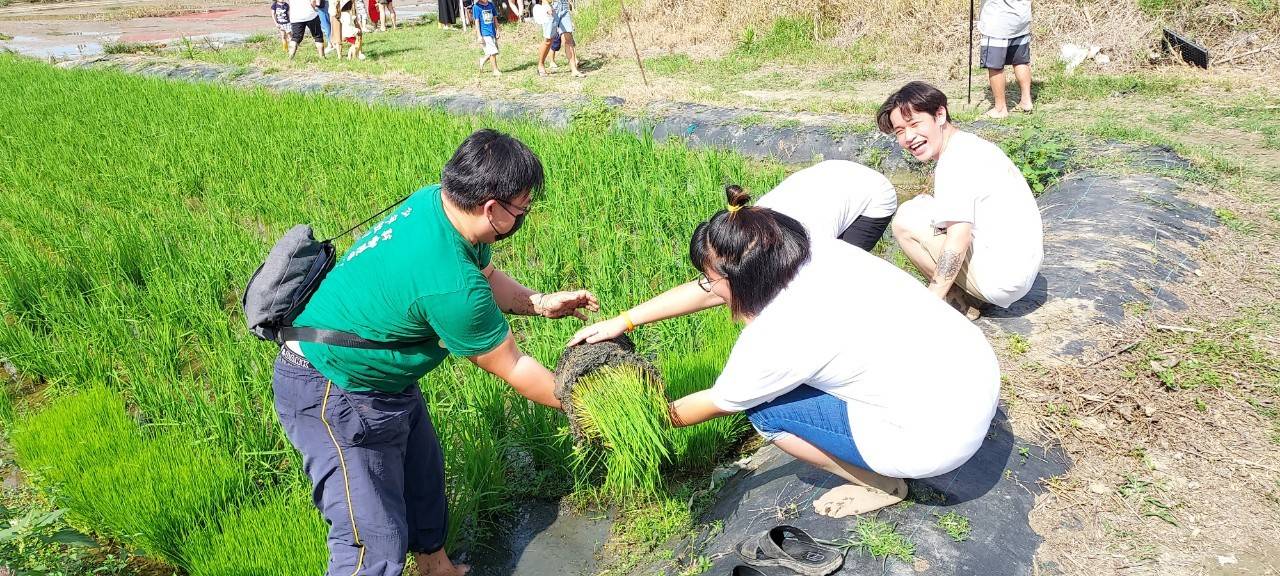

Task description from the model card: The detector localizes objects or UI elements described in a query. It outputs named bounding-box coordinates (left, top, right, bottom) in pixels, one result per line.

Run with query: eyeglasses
left=696, top=273, right=724, bottom=292
left=495, top=197, right=532, bottom=216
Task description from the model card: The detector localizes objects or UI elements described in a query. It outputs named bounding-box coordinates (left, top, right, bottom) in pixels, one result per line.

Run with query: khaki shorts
left=894, top=195, right=991, bottom=304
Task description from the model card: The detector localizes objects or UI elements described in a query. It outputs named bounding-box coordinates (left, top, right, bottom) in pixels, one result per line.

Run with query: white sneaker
left=357, top=53, right=367, bottom=60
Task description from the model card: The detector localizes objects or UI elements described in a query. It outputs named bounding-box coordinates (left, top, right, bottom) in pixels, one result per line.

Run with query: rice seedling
left=570, top=365, right=672, bottom=499
left=181, top=487, right=329, bottom=576
left=10, top=385, right=248, bottom=564
left=0, top=52, right=785, bottom=569
left=662, top=314, right=749, bottom=468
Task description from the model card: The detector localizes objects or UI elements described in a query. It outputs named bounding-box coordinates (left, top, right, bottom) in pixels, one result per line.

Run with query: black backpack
left=241, top=194, right=417, bottom=350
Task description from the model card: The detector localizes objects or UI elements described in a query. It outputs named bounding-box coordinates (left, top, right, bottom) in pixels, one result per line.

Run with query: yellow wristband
left=620, top=311, right=636, bottom=332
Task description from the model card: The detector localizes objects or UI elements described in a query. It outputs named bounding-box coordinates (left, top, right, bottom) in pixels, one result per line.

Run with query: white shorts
left=482, top=35, right=499, bottom=56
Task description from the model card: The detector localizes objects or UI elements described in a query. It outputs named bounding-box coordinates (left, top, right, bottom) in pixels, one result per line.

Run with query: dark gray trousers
left=272, top=347, right=447, bottom=576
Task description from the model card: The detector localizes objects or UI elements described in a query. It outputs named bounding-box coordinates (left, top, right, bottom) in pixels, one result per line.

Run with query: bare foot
left=416, top=549, right=470, bottom=576
left=985, top=106, right=1009, bottom=119
left=813, top=478, right=908, bottom=518
left=1016, top=101, right=1034, bottom=113
left=944, top=287, right=983, bottom=321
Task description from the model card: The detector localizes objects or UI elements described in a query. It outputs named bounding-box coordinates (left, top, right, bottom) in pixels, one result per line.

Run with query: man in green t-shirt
left=272, top=129, right=597, bottom=576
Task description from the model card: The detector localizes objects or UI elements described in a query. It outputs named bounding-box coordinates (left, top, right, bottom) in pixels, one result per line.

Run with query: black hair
left=876, top=81, right=950, bottom=134
left=689, top=185, right=811, bottom=319
left=441, top=129, right=545, bottom=211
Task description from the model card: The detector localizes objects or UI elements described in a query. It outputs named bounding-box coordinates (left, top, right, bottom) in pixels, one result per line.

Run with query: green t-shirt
left=293, top=185, right=509, bottom=393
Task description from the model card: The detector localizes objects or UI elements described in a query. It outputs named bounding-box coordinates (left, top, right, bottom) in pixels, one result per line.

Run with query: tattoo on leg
left=935, top=249, right=963, bottom=285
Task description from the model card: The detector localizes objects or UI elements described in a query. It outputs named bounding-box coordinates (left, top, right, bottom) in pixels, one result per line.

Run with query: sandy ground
left=0, top=0, right=436, bottom=58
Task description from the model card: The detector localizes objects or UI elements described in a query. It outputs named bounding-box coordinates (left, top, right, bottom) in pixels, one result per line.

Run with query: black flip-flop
left=735, top=525, right=844, bottom=576
left=731, top=565, right=798, bottom=576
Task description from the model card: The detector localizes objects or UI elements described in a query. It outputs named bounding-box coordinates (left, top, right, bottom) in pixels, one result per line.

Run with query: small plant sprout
left=935, top=511, right=971, bottom=542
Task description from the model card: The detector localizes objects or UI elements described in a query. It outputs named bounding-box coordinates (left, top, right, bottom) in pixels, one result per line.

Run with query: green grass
left=102, top=42, right=161, bottom=55
left=1036, top=66, right=1186, bottom=103
left=935, top=511, right=971, bottom=542
left=825, top=517, right=915, bottom=563
left=1007, top=333, right=1030, bottom=356
left=0, top=53, right=786, bottom=571
left=996, top=122, right=1071, bottom=196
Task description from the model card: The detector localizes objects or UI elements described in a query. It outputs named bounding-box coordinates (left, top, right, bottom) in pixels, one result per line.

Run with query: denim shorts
left=542, top=9, right=574, bottom=39
left=745, top=385, right=870, bottom=471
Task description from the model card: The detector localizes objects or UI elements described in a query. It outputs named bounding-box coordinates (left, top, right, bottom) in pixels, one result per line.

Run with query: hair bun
left=725, top=184, right=751, bottom=208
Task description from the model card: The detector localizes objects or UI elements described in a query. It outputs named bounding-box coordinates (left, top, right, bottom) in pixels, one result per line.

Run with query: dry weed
left=1000, top=177, right=1280, bottom=574
left=588, top=0, right=1279, bottom=73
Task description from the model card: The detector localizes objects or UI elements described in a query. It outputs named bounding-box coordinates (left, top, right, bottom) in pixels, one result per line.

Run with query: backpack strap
left=278, top=326, right=427, bottom=350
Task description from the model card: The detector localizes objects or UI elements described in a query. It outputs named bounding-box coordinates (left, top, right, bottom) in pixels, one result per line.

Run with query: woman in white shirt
left=570, top=185, right=1000, bottom=516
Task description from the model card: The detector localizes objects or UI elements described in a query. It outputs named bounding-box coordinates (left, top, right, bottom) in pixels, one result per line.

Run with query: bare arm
left=468, top=331, right=560, bottom=409
left=567, top=280, right=724, bottom=346
left=668, top=389, right=732, bottom=427
left=928, top=222, right=974, bottom=298
left=484, top=264, right=599, bottom=319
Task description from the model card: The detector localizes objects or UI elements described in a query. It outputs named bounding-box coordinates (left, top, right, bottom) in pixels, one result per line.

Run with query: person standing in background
left=287, top=0, right=326, bottom=60
left=271, top=0, right=291, bottom=52
left=438, top=0, right=460, bottom=28
left=474, top=0, right=501, bottom=76
left=979, top=0, right=1033, bottom=118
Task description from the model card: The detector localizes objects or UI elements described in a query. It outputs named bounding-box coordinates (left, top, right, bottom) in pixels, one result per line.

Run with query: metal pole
left=967, top=0, right=974, bottom=104
left=620, top=0, right=648, bottom=85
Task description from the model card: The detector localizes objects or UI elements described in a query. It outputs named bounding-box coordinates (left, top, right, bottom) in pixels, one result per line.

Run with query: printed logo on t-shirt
left=272, top=1, right=290, bottom=23
left=341, top=206, right=413, bottom=265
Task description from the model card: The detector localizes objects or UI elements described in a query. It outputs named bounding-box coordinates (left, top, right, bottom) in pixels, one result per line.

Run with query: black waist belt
left=280, top=346, right=313, bottom=369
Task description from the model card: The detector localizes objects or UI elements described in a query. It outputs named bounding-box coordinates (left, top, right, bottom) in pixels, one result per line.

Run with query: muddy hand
left=538, top=289, right=600, bottom=320
left=567, top=316, right=626, bottom=347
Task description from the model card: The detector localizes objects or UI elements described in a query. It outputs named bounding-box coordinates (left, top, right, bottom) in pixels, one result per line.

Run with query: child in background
left=271, top=0, right=290, bottom=52
left=531, top=0, right=559, bottom=68
left=376, top=0, right=397, bottom=31
left=338, top=0, right=366, bottom=60
left=473, top=0, right=500, bottom=76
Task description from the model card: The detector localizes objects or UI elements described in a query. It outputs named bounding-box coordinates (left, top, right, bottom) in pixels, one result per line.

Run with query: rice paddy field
left=0, top=53, right=782, bottom=572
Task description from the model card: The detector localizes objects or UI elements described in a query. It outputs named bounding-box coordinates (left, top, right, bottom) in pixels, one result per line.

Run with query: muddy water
left=0, top=0, right=437, bottom=59
left=464, top=499, right=613, bottom=576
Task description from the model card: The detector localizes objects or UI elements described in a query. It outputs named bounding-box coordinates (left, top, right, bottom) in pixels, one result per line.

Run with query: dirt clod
left=553, top=335, right=661, bottom=441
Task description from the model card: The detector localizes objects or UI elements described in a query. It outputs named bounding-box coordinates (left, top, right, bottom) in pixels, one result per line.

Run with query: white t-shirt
left=755, top=160, right=898, bottom=240
left=339, top=12, right=357, bottom=36
left=532, top=3, right=550, bottom=24
left=933, top=130, right=1043, bottom=308
left=978, top=0, right=1031, bottom=39
left=709, top=238, right=1001, bottom=479
left=289, top=0, right=318, bottom=23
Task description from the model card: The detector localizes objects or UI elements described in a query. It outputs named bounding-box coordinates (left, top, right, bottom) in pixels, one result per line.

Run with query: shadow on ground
left=657, top=408, right=1069, bottom=576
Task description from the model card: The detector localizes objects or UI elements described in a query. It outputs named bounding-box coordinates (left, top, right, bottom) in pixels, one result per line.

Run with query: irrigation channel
left=1, top=55, right=1220, bottom=575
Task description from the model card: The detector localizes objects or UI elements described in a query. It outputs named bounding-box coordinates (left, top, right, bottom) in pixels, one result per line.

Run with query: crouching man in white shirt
left=879, top=81, right=1043, bottom=319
